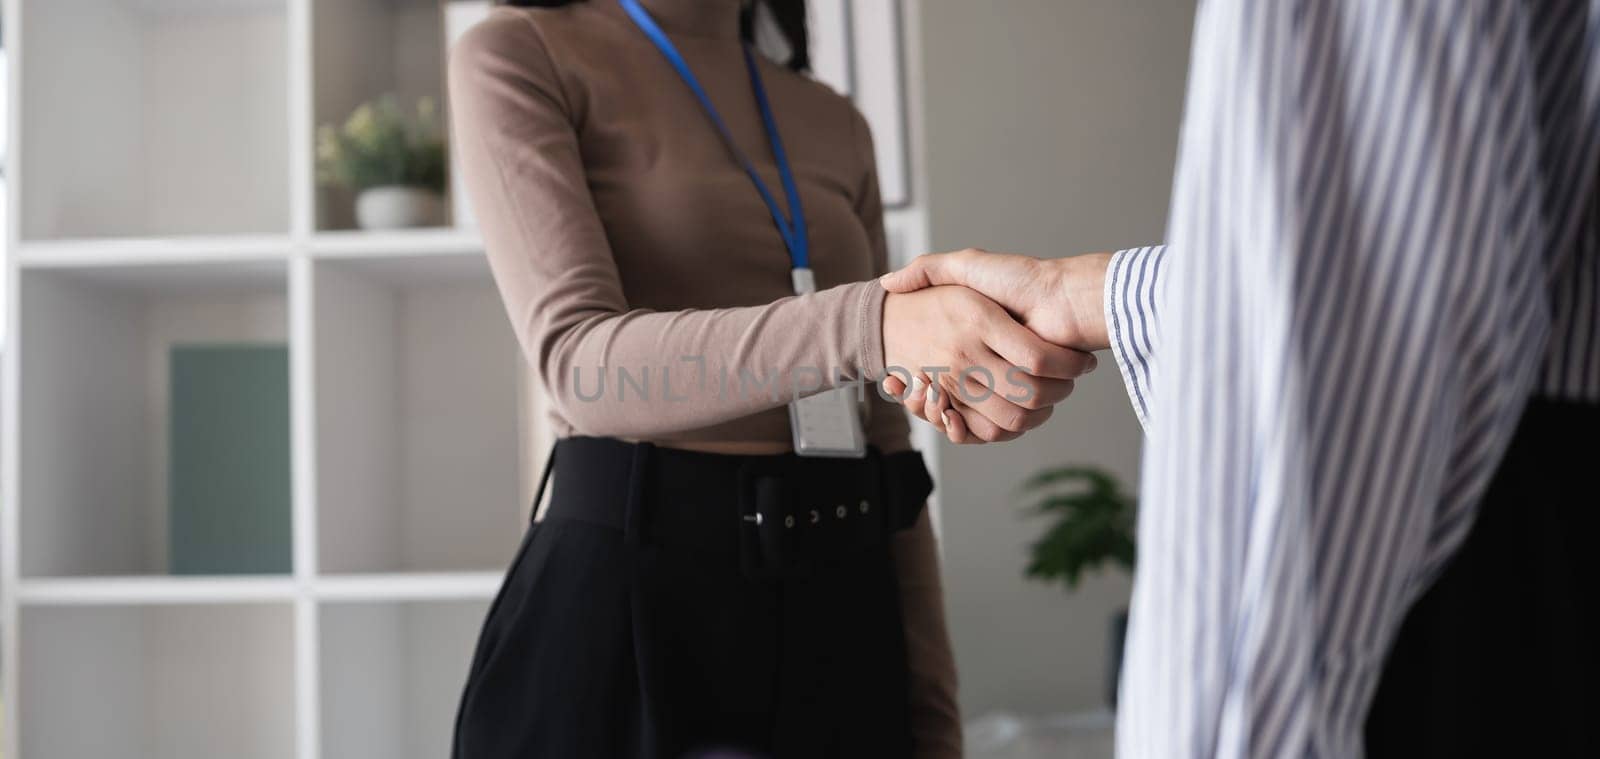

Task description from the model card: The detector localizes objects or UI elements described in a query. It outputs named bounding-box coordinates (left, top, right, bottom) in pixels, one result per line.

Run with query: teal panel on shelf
left=169, top=344, right=292, bottom=574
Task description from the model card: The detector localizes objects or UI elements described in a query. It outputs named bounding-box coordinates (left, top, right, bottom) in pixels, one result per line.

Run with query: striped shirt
left=1103, top=1, right=1600, bottom=756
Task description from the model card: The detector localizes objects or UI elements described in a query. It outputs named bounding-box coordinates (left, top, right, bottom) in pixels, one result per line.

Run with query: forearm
left=1051, top=252, right=1114, bottom=351
left=1041, top=247, right=1167, bottom=428
left=534, top=281, right=887, bottom=437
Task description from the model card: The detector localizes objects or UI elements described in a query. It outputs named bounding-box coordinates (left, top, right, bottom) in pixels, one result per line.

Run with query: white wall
left=914, top=0, right=1196, bottom=717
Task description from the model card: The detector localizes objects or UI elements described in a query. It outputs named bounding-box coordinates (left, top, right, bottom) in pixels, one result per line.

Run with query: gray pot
left=355, top=186, right=445, bottom=229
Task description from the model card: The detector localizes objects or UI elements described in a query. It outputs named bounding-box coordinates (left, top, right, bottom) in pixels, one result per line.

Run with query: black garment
left=1366, top=398, right=1599, bottom=757
left=453, top=437, right=934, bottom=759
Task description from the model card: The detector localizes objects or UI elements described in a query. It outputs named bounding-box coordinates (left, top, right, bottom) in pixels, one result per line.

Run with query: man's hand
left=880, top=286, right=1094, bottom=442
left=881, top=249, right=1112, bottom=350
left=879, top=250, right=1112, bottom=443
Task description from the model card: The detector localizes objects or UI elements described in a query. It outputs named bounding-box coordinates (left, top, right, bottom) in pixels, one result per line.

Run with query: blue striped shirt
left=1105, top=1, right=1600, bottom=756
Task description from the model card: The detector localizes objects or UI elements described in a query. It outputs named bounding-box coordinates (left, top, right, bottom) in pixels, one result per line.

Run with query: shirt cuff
left=1104, top=245, right=1169, bottom=429
left=858, top=281, right=889, bottom=381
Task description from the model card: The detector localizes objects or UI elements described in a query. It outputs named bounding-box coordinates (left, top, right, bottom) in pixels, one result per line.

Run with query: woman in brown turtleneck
left=447, top=1, right=1093, bottom=756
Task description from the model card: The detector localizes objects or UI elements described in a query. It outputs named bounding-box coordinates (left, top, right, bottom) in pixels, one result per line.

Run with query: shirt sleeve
left=1104, top=245, right=1171, bottom=428
left=1118, top=1, right=1553, bottom=756
left=449, top=13, right=887, bottom=439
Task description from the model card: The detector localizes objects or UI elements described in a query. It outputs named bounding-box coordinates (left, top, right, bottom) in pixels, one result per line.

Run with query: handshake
left=878, top=249, right=1113, bottom=444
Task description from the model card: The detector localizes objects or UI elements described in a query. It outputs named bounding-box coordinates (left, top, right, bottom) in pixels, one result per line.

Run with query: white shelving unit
left=16, top=259, right=293, bottom=579
left=0, top=1, right=927, bottom=757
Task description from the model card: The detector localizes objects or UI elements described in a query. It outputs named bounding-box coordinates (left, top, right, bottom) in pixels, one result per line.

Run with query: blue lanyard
left=620, top=0, right=810, bottom=272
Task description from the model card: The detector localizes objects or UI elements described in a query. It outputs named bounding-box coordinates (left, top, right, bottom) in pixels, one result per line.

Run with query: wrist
left=1050, top=253, right=1111, bottom=351
left=880, top=290, right=910, bottom=380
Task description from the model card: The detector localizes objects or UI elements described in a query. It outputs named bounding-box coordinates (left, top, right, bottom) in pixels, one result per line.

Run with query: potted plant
left=317, top=95, right=448, bottom=229
left=1021, top=465, right=1137, bottom=709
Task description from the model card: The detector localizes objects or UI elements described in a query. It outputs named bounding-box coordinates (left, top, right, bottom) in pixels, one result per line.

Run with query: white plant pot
left=355, top=186, right=445, bottom=230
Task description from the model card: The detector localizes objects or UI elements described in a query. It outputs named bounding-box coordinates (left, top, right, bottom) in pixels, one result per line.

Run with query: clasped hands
left=878, top=249, right=1112, bottom=444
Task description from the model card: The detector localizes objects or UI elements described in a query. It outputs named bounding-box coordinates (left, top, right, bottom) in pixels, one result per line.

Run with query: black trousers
left=1366, top=398, right=1599, bottom=756
left=453, top=437, right=934, bottom=759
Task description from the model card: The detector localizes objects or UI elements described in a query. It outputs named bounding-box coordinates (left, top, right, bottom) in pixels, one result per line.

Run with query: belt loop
left=529, top=444, right=559, bottom=525
left=883, top=450, right=934, bottom=532
left=623, top=441, right=654, bottom=547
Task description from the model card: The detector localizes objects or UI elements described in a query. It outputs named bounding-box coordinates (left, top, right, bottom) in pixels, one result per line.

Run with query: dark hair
left=496, top=0, right=810, bottom=71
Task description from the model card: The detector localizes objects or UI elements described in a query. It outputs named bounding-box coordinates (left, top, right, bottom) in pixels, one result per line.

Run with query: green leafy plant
left=1022, top=465, right=1137, bottom=590
left=316, top=95, right=446, bottom=193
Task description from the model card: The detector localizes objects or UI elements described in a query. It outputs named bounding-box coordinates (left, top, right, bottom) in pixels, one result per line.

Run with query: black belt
left=539, top=436, right=933, bottom=580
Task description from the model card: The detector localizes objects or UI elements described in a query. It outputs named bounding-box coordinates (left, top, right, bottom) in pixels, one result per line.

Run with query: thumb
left=879, top=253, right=953, bottom=293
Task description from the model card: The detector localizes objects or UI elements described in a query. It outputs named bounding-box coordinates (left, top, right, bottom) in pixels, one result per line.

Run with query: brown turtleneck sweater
left=448, top=0, right=960, bottom=754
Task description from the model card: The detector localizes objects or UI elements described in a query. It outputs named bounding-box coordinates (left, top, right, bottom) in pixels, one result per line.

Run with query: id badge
left=790, top=387, right=866, bottom=458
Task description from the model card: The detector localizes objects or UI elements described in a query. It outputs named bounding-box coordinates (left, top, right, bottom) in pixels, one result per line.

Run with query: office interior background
left=0, top=1, right=1195, bottom=756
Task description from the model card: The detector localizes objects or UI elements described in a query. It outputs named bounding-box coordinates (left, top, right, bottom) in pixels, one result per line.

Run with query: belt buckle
left=737, top=466, right=804, bottom=581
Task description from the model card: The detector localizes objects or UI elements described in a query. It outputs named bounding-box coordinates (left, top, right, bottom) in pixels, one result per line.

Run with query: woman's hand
left=879, top=250, right=1114, bottom=443
left=881, top=286, right=1095, bottom=442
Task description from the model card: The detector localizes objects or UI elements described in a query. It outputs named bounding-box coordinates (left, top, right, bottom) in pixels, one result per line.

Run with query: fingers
left=890, top=369, right=1056, bottom=445
left=916, top=380, right=1022, bottom=445
left=926, top=384, right=986, bottom=445
left=934, top=352, right=1052, bottom=436
left=985, top=367, right=1078, bottom=411
left=890, top=372, right=983, bottom=444
left=882, top=374, right=908, bottom=400
left=983, top=319, right=1099, bottom=381
left=878, top=254, right=946, bottom=293
left=941, top=408, right=969, bottom=444
left=890, top=373, right=944, bottom=432
left=921, top=375, right=948, bottom=432
left=945, top=391, right=1030, bottom=444
left=884, top=339, right=1079, bottom=441
left=879, top=250, right=978, bottom=293
left=1028, top=377, right=1077, bottom=408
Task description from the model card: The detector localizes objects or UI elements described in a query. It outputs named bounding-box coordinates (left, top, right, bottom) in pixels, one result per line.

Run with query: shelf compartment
left=16, top=260, right=293, bottom=578
left=312, top=0, right=451, bottom=232
left=319, top=599, right=490, bottom=759
left=18, top=0, right=290, bottom=241
left=313, top=253, right=524, bottom=574
left=17, top=602, right=297, bottom=759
